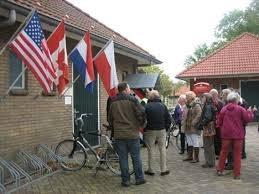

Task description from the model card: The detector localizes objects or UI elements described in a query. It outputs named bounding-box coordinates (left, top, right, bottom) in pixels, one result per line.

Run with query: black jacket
left=145, top=98, right=171, bottom=130
left=200, top=102, right=215, bottom=126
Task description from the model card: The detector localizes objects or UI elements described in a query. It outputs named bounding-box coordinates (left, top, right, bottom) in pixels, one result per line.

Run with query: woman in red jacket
left=216, top=92, right=254, bottom=179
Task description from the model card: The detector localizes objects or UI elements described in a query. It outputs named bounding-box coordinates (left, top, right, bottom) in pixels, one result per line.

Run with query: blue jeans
left=115, top=138, right=144, bottom=183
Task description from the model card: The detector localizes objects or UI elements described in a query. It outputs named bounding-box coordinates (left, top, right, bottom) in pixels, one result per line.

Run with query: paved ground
left=9, top=124, right=259, bottom=194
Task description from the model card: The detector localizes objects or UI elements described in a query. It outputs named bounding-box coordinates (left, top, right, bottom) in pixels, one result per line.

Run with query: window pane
left=9, top=52, right=24, bottom=88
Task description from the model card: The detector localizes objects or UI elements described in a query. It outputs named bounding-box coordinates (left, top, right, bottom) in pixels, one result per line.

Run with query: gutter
left=0, top=7, right=16, bottom=27
left=0, top=1, right=162, bottom=64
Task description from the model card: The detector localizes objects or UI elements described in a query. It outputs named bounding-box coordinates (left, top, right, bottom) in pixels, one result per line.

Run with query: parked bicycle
left=55, top=113, right=134, bottom=176
left=165, top=117, right=181, bottom=149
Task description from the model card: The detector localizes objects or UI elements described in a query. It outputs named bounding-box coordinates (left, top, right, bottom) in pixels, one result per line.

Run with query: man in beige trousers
left=144, top=90, right=171, bottom=176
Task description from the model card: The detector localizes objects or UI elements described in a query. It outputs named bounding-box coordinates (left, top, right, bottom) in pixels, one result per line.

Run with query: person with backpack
left=199, top=93, right=216, bottom=168
left=182, top=91, right=202, bottom=163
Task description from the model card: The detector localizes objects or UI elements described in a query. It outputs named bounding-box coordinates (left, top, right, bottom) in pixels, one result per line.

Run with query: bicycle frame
left=75, top=130, right=114, bottom=162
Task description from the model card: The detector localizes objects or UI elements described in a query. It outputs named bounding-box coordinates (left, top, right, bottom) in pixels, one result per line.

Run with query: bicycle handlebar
left=74, top=113, right=94, bottom=127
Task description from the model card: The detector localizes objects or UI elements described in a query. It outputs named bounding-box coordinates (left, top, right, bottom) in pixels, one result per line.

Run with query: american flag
left=9, top=11, right=57, bottom=93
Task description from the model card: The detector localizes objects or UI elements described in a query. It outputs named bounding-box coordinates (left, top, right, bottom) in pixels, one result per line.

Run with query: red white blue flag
left=9, top=11, right=56, bottom=94
left=69, top=31, right=95, bottom=92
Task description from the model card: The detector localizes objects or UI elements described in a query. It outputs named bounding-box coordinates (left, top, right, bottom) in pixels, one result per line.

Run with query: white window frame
left=9, top=52, right=26, bottom=89
left=12, top=63, right=25, bottom=89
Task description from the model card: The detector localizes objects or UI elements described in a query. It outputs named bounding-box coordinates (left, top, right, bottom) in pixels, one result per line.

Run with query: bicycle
left=165, top=118, right=181, bottom=149
left=55, top=113, right=134, bottom=176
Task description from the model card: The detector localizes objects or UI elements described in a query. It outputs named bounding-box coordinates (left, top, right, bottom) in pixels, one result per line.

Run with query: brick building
left=176, top=33, right=259, bottom=107
left=0, top=0, right=161, bottom=156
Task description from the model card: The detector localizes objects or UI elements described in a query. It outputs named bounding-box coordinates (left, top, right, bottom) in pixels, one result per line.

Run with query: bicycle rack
left=0, top=164, right=6, bottom=193
left=37, top=144, right=61, bottom=171
left=0, top=146, right=58, bottom=193
left=9, top=161, right=32, bottom=182
left=0, top=165, right=4, bottom=184
left=0, top=158, right=20, bottom=188
left=0, top=183, right=6, bottom=193
left=37, top=144, right=61, bottom=162
left=17, top=151, right=39, bottom=175
left=16, top=150, right=52, bottom=176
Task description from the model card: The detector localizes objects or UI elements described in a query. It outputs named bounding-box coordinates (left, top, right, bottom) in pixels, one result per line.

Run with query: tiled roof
left=177, top=33, right=259, bottom=79
left=5, top=0, right=160, bottom=62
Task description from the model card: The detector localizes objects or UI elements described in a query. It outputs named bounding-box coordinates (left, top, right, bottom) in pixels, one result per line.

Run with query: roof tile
left=177, top=33, right=259, bottom=78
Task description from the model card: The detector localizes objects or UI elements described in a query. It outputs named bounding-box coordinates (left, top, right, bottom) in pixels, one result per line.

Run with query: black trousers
left=214, top=128, right=221, bottom=156
left=178, top=123, right=186, bottom=152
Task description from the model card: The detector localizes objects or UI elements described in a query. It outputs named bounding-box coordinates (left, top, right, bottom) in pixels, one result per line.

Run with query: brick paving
left=9, top=124, right=259, bottom=194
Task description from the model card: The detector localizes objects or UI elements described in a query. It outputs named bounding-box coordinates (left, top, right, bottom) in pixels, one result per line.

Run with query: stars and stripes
left=9, top=11, right=56, bottom=93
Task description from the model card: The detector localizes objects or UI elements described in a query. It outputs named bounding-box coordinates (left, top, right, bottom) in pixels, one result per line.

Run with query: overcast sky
left=68, top=0, right=251, bottom=81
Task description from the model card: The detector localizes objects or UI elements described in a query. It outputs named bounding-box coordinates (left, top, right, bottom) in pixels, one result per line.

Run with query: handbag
left=195, top=120, right=203, bottom=130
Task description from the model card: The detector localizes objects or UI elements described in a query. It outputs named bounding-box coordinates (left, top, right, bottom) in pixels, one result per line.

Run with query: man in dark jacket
left=108, top=82, right=146, bottom=187
left=144, top=90, right=171, bottom=176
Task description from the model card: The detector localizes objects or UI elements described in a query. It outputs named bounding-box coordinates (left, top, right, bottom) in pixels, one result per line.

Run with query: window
left=9, top=51, right=25, bottom=89
left=122, top=71, right=128, bottom=81
left=220, top=84, right=228, bottom=91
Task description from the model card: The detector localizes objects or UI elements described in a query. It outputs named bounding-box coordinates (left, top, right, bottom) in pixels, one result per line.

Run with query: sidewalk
left=10, top=124, right=259, bottom=194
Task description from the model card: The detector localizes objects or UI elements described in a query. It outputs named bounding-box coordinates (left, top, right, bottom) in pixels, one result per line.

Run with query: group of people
left=175, top=88, right=255, bottom=179
left=108, top=82, right=171, bottom=187
left=107, top=82, right=256, bottom=187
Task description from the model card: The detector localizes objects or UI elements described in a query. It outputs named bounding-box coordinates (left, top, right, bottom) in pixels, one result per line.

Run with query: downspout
left=0, top=9, right=16, bottom=27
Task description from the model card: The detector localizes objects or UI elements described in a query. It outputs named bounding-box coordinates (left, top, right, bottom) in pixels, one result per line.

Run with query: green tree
left=215, top=9, right=247, bottom=41
left=139, top=65, right=173, bottom=100
left=171, top=81, right=188, bottom=96
left=184, top=43, right=211, bottom=68
left=184, top=0, right=259, bottom=67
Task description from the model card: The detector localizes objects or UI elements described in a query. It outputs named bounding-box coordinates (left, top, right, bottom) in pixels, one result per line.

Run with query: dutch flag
left=69, top=31, right=95, bottom=92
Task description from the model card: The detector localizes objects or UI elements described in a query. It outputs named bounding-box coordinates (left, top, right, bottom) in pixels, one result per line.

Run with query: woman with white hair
left=216, top=92, right=254, bottom=179
left=174, top=94, right=186, bottom=154
left=182, top=91, right=202, bottom=163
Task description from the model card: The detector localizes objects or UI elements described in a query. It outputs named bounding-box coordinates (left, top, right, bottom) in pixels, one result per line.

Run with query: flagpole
left=58, top=73, right=80, bottom=97
left=0, top=9, right=35, bottom=57
left=0, top=66, right=28, bottom=102
left=92, top=38, right=112, bottom=61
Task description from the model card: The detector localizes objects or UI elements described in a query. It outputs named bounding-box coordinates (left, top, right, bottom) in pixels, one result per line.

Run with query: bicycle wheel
left=55, top=139, right=87, bottom=171
left=105, top=147, right=134, bottom=176
left=165, top=130, right=171, bottom=149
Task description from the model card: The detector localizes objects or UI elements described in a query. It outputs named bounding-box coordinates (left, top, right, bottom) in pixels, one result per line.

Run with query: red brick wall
left=0, top=25, right=138, bottom=157
left=0, top=46, right=72, bottom=158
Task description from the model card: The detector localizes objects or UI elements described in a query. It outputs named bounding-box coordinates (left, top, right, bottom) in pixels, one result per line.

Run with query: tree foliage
left=184, top=0, right=259, bottom=67
left=139, top=65, right=173, bottom=98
